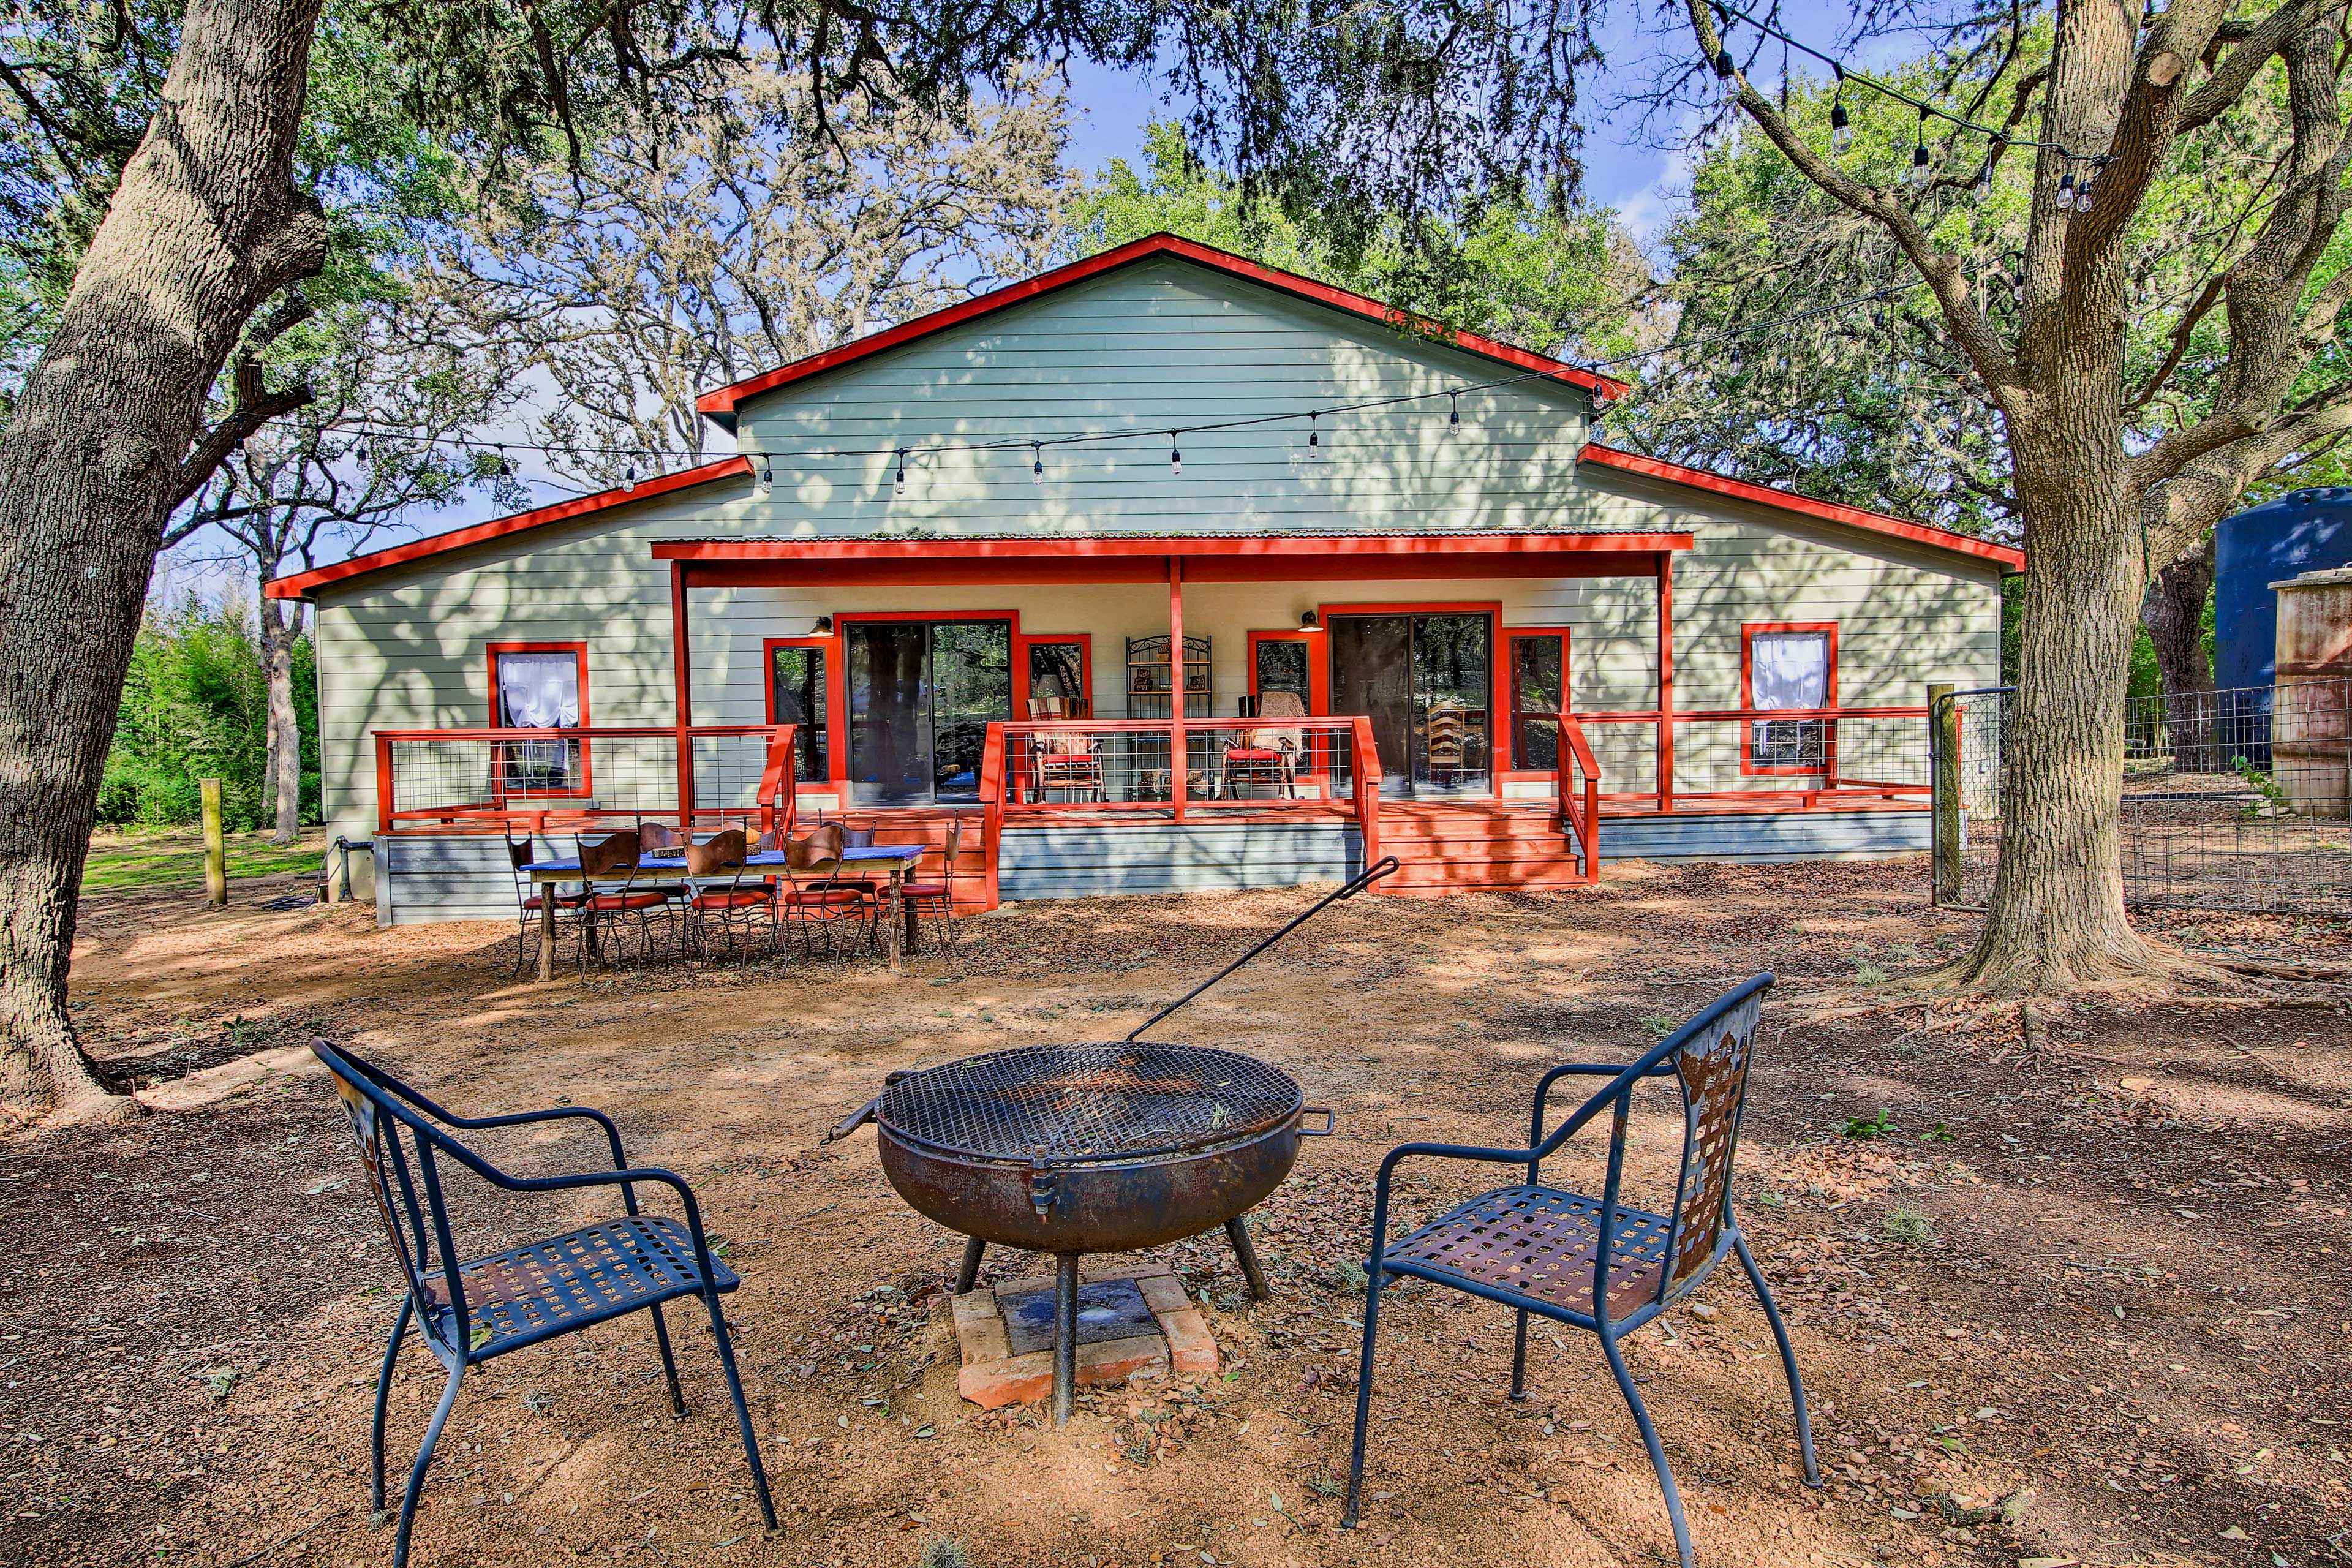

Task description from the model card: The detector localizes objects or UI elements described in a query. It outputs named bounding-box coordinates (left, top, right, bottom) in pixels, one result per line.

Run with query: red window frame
left=763, top=634, right=846, bottom=787
left=1501, top=626, right=1574, bottom=778
left=1740, top=621, right=1839, bottom=778
left=1017, top=631, right=1093, bottom=718
left=487, top=641, right=591, bottom=801
left=1245, top=628, right=1329, bottom=714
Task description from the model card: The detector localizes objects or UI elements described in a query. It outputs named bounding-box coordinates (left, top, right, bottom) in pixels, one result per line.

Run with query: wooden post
left=200, top=778, right=226, bottom=908
left=1929, top=682, right=1961, bottom=905
left=1169, top=559, right=1188, bottom=824
left=1656, top=554, right=1675, bottom=812
left=670, top=561, right=695, bottom=828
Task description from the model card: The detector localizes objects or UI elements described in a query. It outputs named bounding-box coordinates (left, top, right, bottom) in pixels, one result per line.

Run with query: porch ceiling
left=653, top=530, right=1690, bottom=585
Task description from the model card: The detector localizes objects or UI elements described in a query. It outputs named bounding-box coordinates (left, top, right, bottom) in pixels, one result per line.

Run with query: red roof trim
left=263, top=458, right=753, bottom=598
left=1580, top=445, right=2025, bottom=571
left=649, top=532, right=1693, bottom=563
left=693, top=233, right=1629, bottom=417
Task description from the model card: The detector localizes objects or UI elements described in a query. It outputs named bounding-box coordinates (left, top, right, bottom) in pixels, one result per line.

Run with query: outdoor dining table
left=522, top=842, right=929, bottom=982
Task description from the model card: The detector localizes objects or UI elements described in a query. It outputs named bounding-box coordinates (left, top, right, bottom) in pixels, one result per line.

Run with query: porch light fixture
left=893, top=447, right=908, bottom=497
left=1169, top=431, right=1182, bottom=476
left=1031, top=441, right=1043, bottom=483
left=813, top=616, right=832, bottom=633
left=1299, top=611, right=1319, bottom=629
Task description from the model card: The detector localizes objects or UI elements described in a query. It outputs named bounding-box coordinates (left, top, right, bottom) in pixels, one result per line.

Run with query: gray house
left=266, top=234, right=2019, bottom=922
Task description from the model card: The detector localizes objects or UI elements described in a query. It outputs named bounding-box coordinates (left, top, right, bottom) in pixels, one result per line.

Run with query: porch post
left=671, top=560, right=695, bottom=827
left=1169, top=557, right=1188, bottom=824
left=1656, top=553, right=1675, bottom=813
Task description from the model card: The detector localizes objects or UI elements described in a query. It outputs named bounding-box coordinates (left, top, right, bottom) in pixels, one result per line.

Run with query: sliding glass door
left=1327, top=612, right=1493, bottom=795
left=845, top=620, right=1012, bottom=804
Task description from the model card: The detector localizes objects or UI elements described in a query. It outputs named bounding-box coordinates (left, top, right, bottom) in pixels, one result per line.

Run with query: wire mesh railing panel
left=1000, top=721, right=1362, bottom=812
left=380, top=727, right=790, bottom=832
left=1942, top=688, right=2010, bottom=910
left=2121, top=679, right=2352, bottom=918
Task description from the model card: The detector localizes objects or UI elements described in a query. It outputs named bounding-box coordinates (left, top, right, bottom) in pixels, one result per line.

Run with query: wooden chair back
left=637, top=818, right=688, bottom=856
left=684, top=828, right=748, bottom=879
left=576, top=830, right=641, bottom=878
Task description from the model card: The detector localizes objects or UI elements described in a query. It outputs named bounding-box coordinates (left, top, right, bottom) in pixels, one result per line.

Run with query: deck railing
left=1554, top=714, right=1602, bottom=883
left=977, top=716, right=1385, bottom=894
left=373, top=724, right=798, bottom=836
left=1567, top=706, right=1931, bottom=812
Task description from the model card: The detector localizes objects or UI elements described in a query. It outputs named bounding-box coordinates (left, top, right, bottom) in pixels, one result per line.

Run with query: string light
left=1308, top=412, right=1319, bottom=450
left=893, top=447, right=908, bottom=497
left=622, top=462, right=636, bottom=493
left=1909, top=107, right=1932, bottom=185
left=757, top=458, right=774, bottom=497
left=496, top=444, right=511, bottom=478
left=1448, top=390, right=1461, bottom=428
left=1830, top=92, right=1852, bottom=154
left=1169, top=431, right=1183, bottom=476
left=1031, top=441, right=1044, bottom=483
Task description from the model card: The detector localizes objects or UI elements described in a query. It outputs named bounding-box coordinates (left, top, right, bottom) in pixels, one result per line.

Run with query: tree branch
left=169, top=355, right=313, bottom=512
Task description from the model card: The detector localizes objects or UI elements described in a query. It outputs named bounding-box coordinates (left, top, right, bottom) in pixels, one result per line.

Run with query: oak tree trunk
left=2143, top=536, right=2221, bottom=769
left=260, top=594, right=303, bottom=843
left=0, top=0, right=326, bottom=1122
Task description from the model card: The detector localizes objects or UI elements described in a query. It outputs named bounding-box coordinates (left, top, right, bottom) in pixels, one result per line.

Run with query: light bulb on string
left=1168, top=431, right=1182, bottom=477
left=1448, top=390, right=1460, bottom=429
left=893, top=447, right=908, bottom=498
left=2073, top=157, right=2104, bottom=213
left=623, top=462, right=637, bottom=494
left=1031, top=442, right=1044, bottom=483
left=757, top=459, right=774, bottom=498
left=1308, top=412, right=1319, bottom=451
left=2057, top=167, right=2077, bottom=211
left=1908, top=108, right=1932, bottom=186
left=496, top=445, right=511, bottom=478
left=1830, top=95, right=1852, bottom=154
left=1972, top=161, right=1993, bottom=200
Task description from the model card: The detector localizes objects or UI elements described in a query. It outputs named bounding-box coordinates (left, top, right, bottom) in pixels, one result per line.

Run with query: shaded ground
left=4, top=858, right=2348, bottom=1567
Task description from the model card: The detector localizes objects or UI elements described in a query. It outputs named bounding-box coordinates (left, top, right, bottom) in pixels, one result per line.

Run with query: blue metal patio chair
left=1342, top=974, right=1818, bottom=1568
left=312, top=1039, right=775, bottom=1568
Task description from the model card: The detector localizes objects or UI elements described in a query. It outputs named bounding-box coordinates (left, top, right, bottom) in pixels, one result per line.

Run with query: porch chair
left=1342, top=974, right=1817, bottom=1568
left=1027, top=698, right=1107, bottom=802
left=503, top=827, right=586, bottom=976
left=1223, top=689, right=1306, bottom=799
left=777, top=822, right=865, bottom=959
left=573, top=829, right=675, bottom=971
left=899, top=818, right=964, bottom=950
left=682, top=828, right=777, bottom=966
left=311, top=1039, right=774, bottom=1568
left=630, top=816, right=696, bottom=905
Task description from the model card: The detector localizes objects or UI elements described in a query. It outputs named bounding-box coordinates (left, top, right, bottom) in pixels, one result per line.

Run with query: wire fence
left=1934, top=681, right=2352, bottom=926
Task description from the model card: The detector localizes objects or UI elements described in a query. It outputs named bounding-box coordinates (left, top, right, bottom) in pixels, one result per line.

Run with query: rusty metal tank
left=2270, top=565, right=2352, bottom=816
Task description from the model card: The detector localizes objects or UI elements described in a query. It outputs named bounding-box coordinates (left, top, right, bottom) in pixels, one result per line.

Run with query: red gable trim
left=263, top=457, right=753, bottom=599
left=650, top=532, right=1692, bottom=563
left=693, top=233, right=1630, bottom=417
left=1580, top=445, right=2025, bottom=571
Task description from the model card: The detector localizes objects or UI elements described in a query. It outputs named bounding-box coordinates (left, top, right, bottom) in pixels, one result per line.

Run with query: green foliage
left=100, top=594, right=318, bottom=831
left=1063, top=122, right=1640, bottom=362
left=1840, top=1109, right=1898, bottom=1140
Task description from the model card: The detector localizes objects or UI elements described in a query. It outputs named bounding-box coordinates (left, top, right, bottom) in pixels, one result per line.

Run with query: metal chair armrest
left=1528, top=1060, right=1673, bottom=1183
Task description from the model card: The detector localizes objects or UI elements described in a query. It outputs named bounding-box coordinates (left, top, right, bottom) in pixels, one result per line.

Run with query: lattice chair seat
left=424, top=1215, right=739, bottom=1359
left=1384, top=1186, right=1673, bottom=1324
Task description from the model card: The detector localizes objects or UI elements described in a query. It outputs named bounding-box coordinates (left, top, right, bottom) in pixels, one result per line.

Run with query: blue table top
left=527, top=843, right=923, bottom=875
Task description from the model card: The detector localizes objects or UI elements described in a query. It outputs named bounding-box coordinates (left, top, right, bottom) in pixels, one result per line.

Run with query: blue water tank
left=2215, top=486, right=2352, bottom=690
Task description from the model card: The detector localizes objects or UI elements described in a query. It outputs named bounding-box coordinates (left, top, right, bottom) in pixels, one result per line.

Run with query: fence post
left=201, top=778, right=227, bottom=909
left=1929, top=684, right=1960, bottom=905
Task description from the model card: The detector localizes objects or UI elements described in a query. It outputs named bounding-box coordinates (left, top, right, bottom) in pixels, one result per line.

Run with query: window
left=1507, top=631, right=1569, bottom=772
left=1024, top=637, right=1090, bottom=718
left=1254, top=638, right=1311, bottom=706
left=768, top=642, right=831, bottom=781
left=489, top=644, right=586, bottom=796
left=1743, top=623, right=1837, bottom=774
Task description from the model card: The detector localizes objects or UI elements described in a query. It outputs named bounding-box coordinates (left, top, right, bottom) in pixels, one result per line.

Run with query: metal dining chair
left=682, top=827, right=777, bottom=965
left=312, top=1039, right=774, bottom=1568
left=777, top=822, right=864, bottom=957
left=1343, top=974, right=1817, bottom=1568
left=573, top=829, right=673, bottom=970
left=899, top=818, right=963, bottom=949
left=502, top=826, right=585, bottom=976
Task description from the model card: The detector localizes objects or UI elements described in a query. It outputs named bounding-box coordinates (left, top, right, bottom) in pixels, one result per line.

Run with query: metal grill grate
left=877, top=1043, right=1300, bottom=1164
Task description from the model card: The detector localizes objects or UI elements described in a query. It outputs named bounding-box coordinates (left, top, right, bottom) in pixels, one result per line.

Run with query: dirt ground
left=5, top=856, right=2348, bottom=1568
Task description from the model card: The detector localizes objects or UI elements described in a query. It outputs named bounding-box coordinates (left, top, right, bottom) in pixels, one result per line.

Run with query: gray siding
left=997, top=821, right=1361, bottom=901
left=1597, top=809, right=1930, bottom=864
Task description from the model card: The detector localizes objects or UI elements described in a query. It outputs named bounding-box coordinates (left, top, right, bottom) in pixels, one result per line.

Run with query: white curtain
left=1749, top=632, right=1828, bottom=711
left=497, top=652, right=580, bottom=728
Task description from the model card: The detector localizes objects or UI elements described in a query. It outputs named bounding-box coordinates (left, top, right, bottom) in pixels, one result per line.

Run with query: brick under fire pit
left=951, top=1261, right=1217, bottom=1409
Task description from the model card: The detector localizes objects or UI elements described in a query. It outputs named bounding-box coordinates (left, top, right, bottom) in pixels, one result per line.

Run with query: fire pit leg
left=1224, top=1217, right=1272, bottom=1302
left=1052, top=1253, right=1080, bottom=1427
left=955, top=1237, right=986, bottom=1294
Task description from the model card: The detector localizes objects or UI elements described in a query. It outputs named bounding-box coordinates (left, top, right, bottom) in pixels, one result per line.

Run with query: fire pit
left=827, top=858, right=1396, bottom=1421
